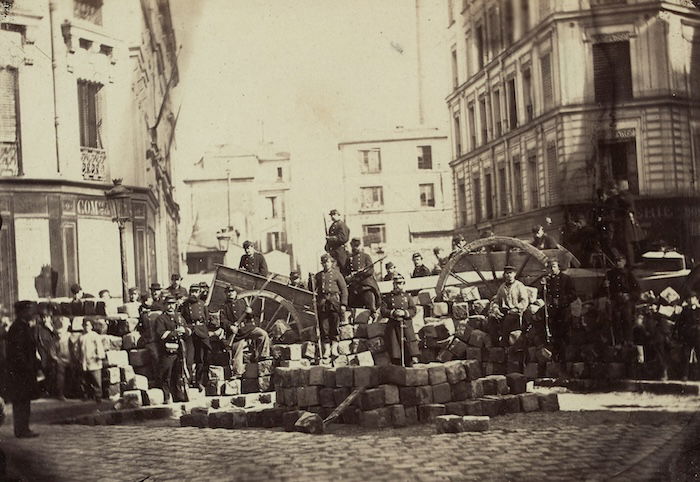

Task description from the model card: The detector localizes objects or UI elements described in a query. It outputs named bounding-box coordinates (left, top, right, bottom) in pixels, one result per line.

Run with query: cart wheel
left=236, top=290, right=304, bottom=340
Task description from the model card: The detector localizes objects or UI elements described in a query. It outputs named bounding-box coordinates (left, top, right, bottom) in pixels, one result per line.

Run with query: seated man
left=219, top=286, right=271, bottom=377
left=488, top=265, right=529, bottom=346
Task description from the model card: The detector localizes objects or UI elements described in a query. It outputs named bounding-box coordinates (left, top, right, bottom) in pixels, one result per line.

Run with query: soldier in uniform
left=166, top=274, right=188, bottom=300
left=313, top=254, right=348, bottom=362
left=288, top=271, right=306, bottom=289
left=136, top=292, right=159, bottom=383
left=154, top=296, right=191, bottom=403
left=150, top=283, right=167, bottom=312
left=180, top=284, right=210, bottom=390
left=602, top=253, right=640, bottom=344
left=411, top=252, right=432, bottom=278
left=198, top=281, right=210, bottom=302
left=325, top=209, right=350, bottom=274
left=7, top=301, right=40, bottom=438
left=531, top=225, right=558, bottom=250
left=381, top=275, right=420, bottom=366
left=383, top=262, right=399, bottom=281
left=345, top=238, right=381, bottom=317
left=539, top=259, right=577, bottom=361
left=449, top=234, right=467, bottom=259
left=677, top=291, right=700, bottom=381
left=239, top=240, right=269, bottom=277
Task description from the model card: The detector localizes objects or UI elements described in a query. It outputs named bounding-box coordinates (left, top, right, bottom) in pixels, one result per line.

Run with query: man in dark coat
left=345, top=238, right=381, bottom=316
left=7, top=301, right=40, bottom=437
left=411, top=252, right=432, bottom=278
left=166, top=274, right=188, bottom=300
left=150, top=283, right=167, bottom=312
left=313, top=254, right=348, bottom=362
left=239, top=240, right=269, bottom=277
left=539, top=259, right=577, bottom=361
left=677, top=291, right=700, bottom=381
left=325, top=209, right=350, bottom=274
left=154, top=296, right=191, bottom=403
left=35, top=302, right=58, bottom=397
left=288, top=271, right=306, bottom=289
left=383, top=262, right=399, bottom=281
left=602, top=254, right=640, bottom=344
left=137, top=292, right=159, bottom=383
left=180, top=284, right=210, bottom=390
left=531, top=225, right=558, bottom=250
left=381, top=275, right=419, bottom=366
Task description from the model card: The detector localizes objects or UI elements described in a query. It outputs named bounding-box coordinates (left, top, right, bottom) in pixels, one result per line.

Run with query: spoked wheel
left=436, top=236, right=554, bottom=298
left=235, top=290, right=305, bottom=340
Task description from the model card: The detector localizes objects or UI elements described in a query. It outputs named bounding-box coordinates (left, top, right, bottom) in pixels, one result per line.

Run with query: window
left=77, top=80, right=103, bottom=149
left=361, top=186, right=384, bottom=210
left=498, top=167, right=508, bottom=215
left=527, top=150, right=539, bottom=209
left=457, top=180, right=467, bottom=226
left=473, top=176, right=482, bottom=223
left=540, top=53, right=553, bottom=110
left=266, top=232, right=285, bottom=252
left=277, top=167, right=283, bottom=180
left=451, top=47, right=459, bottom=88
left=593, top=41, right=633, bottom=104
left=493, top=89, right=502, bottom=137
left=266, top=196, right=279, bottom=219
left=476, top=24, right=485, bottom=69
left=485, top=172, right=494, bottom=219
left=479, top=96, right=488, bottom=144
left=507, top=77, right=518, bottom=129
left=504, top=0, right=514, bottom=47
left=488, top=7, right=501, bottom=56
left=468, top=103, right=476, bottom=150
left=523, top=67, right=533, bottom=120
left=465, top=32, right=472, bottom=79
left=362, top=224, right=386, bottom=245
left=598, top=138, right=639, bottom=194
left=74, top=0, right=103, bottom=25
left=545, top=141, right=559, bottom=205
left=419, top=183, right=435, bottom=207
left=453, top=112, right=462, bottom=156
left=359, top=149, right=381, bottom=173
left=513, top=156, right=523, bottom=212
left=0, top=67, right=20, bottom=176
left=417, top=146, right=433, bottom=169
left=521, top=0, right=530, bottom=34
left=448, top=0, right=454, bottom=24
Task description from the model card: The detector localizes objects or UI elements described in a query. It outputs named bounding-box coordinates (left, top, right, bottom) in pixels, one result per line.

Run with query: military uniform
left=531, top=234, right=558, bottom=250
left=412, top=265, right=432, bottom=278
left=604, top=266, right=640, bottom=343
left=154, top=311, right=190, bottom=402
left=7, top=303, right=40, bottom=437
left=314, top=268, right=348, bottom=342
left=220, top=299, right=271, bottom=376
left=167, top=284, right=188, bottom=300
left=325, top=220, right=350, bottom=273
left=345, top=251, right=381, bottom=312
left=180, top=296, right=211, bottom=388
left=137, top=302, right=159, bottom=383
left=380, top=289, right=419, bottom=365
left=538, top=271, right=577, bottom=361
left=239, top=252, right=269, bottom=277
left=677, top=304, right=700, bottom=379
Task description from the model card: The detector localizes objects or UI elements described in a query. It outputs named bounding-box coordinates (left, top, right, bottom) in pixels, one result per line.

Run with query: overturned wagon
left=207, top=265, right=319, bottom=342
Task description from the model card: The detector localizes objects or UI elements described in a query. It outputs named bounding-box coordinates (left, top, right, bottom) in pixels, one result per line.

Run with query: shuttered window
left=0, top=67, right=18, bottom=143
left=484, top=172, right=494, bottom=219
left=593, top=41, right=632, bottom=104
left=540, top=53, right=553, bottom=110
left=513, top=157, right=523, bottom=212
left=545, top=141, right=559, bottom=205
left=527, top=151, right=539, bottom=209
left=507, top=77, right=517, bottom=129
left=473, top=176, right=482, bottom=223
left=498, top=167, right=508, bottom=215
left=77, top=80, right=103, bottom=148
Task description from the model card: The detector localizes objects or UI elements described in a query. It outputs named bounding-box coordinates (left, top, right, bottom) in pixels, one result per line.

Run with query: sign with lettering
left=76, top=198, right=114, bottom=218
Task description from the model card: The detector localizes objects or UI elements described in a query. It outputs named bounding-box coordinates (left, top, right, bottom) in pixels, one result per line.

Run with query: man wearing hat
left=198, top=281, right=210, bottom=302
left=69, top=283, right=86, bottom=316
left=239, top=241, right=269, bottom=277
left=489, top=266, right=530, bottom=345
left=383, top=262, right=400, bottom=281
left=180, top=284, right=209, bottom=390
left=325, top=209, right=350, bottom=274
left=150, top=283, right=167, bottom=312
left=411, top=253, right=432, bottom=278
left=380, top=275, right=420, bottom=366
left=288, top=271, right=306, bottom=289
left=154, top=296, right=191, bottom=403
left=678, top=291, right=700, bottom=380
left=313, top=254, right=348, bottom=362
left=531, top=224, right=558, bottom=250
left=538, top=259, right=577, bottom=361
left=7, top=301, right=40, bottom=437
left=166, top=274, right=188, bottom=300
left=449, top=234, right=467, bottom=259
left=35, top=303, right=58, bottom=397
left=345, top=237, right=381, bottom=316
left=603, top=254, right=640, bottom=344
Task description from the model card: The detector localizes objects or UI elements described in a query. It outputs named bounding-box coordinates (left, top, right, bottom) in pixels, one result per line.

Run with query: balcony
left=81, top=146, right=106, bottom=181
left=0, top=142, right=19, bottom=176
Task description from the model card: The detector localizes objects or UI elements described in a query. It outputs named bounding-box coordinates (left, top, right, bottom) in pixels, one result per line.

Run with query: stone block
left=461, top=415, right=490, bottom=432
left=454, top=319, right=473, bottom=342
left=349, top=351, right=375, bottom=367
left=501, top=394, right=521, bottom=413
left=435, top=415, right=464, bottom=433
left=403, top=405, right=418, bottom=425
left=301, top=341, right=317, bottom=360
left=294, top=412, right=324, bottom=434
left=360, top=388, right=386, bottom=410
left=463, top=400, right=482, bottom=416
left=338, top=340, right=353, bottom=355
left=122, top=332, right=140, bottom=351
left=260, top=407, right=285, bottom=428
left=282, top=410, right=304, bottom=432
left=221, top=379, right=241, bottom=396
left=244, top=363, right=259, bottom=379
left=465, top=347, right=482, bottom=361
left=106, top=350, right=129, bottom=368
left=488, top=347, right=506, bottom=363
left=322, top=368, right=337, bottom=387
left=354, top=366, right=380, bottom=388
left=445, top=401, right=467, bottom=415
left=468, top=379, right=484, bottom=399
left=399, top=385, right=433, bottom=406
left=487, top=375, right=509, bottom=395
left=524, top=363, right=539, bottom=379
left=241, top=378, right=260, bottom=394
left=359, top=407, right=392, bottom=428
left=432, top=383, right=452, bottom=404
left=468, top=329, right=491, bottom=348
left=372, top=351, right=391, bottom=367
left=505, top=373, right=527, bottom=395
left=335, top=367, right=354, bottom=387
left=319, top=388, right=335, bottom=408
left=519, top=393, right=540, bottom=412
left=350, top=338, right=368, bottom=354
left=127, top=374, right=149, bottom=391
left=418, top=404, right=446, bottom=423
left=444, top=361, right=466, bottom=384
left=103, top=367, right=121, bottom=385
left=405, top=367, right=429, bottom=386
left=309, top=366, right=326, bottom=386
left=380, top=364, right=406, bottom=385
left=277, top=360, right=311, bottom=369
left=303, top=386, right=320, bottom=407
left=271, top=344, right=302, bottom=361
left=282, top=388, right=297, bottom=407
left=353, top=308, right=373, bottom=324
left=259, top=393, right=272, bottom=404
left=538, top=393, right=560, bottom=412
left=448, top=339, right=468, bottom=358
left=450, top=381, right=469, bottom=401
left=367, top=336, right=385, bottom=354
left=479, top=397, right=502, bottom=417
left=332, top=387, right=351, bottom=406
left=259, top=376, right=272, bottom=392
left=258, top=360, right=274, bottom=378
left=452, top=302, right=470, bottom=321
left=481, top=377, right=497, bottom=396
left=205, top=380, right=225, bottom=397
left=417, top=290, right=434, bottom=306
left=483, top=362, right=506, bottom=376
left=427, top=364, right=448, bottom=385
left=437, top=348, right=454, bottom=363
left=208, top=365, right=225, bottom=382
left=208, top=411, right=234, bottom=429
left=122, top=389, right=143, bottom=409
left=388, top=404, right=406, bottom=427
left=432, top=302, right=449, bottom=317
left=464, top=360, right=482, bottom=380
left=379, top=384, right=400, bottom=405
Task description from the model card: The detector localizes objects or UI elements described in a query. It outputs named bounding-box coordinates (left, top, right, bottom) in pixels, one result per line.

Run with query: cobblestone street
left=2, top=392, right=699, bottom=481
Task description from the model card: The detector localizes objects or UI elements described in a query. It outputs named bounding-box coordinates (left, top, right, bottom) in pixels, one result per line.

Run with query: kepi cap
left=503, top=265, right=516, bottom=273
left=149, top=283, right=162, bottom=291
left=320, top=253, right=330, bottom=262
left=70, top=283, right=82, bottom=294
left=329, top=209, right=340, bottom=216
left=412, top=252, right=422, bottom=259
left=164, top=295, right=178, bottom=304
left=385, top=261, right=395, bottom=269
left=350, top=237, right=361, bottom=245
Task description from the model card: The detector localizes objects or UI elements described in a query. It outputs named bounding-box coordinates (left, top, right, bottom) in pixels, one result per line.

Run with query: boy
left=78, top=319, right=105, bottom=402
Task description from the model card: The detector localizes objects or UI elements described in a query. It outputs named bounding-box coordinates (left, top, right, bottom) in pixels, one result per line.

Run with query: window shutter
left=593, top=41, right=632, bottom=103
left=546, top=141, right=559, bottom=205
left=94, top=84, right=104, bottom=149
left=541, top=53, right=553, bottom=109
left=0, top=68, right=17, bottom=143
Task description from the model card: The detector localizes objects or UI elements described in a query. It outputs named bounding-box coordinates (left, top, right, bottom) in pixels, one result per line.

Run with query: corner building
left=446, top=0, right=700, bottom=260
left=0, top=0, right=181, bottom=313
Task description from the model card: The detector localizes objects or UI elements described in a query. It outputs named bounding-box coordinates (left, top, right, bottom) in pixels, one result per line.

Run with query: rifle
left=345, top=256, right=387, bottom=285
left=309, top=273, right=323, bottom=364
left=541, top=277, right=552, bottom=344
left=176, top=334, right=190, bottom=402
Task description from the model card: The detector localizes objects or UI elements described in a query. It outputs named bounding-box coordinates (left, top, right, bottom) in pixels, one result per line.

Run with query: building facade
left=337, top=127, right=453, bottom=276
left=446, top=0, right=700, bottom=260
left=0, top=0, right=181, bottom=313
left=183, top=142, right=294, bottom=275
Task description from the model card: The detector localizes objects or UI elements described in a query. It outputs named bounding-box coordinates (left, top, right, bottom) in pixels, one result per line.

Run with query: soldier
left=239, top=240, right=269, bottom=277
left=136, top=292, right=159, bottom=384
left=432, top=247, right=448, bottom=274
left=677, top=291, right=700, bottom=381
left=180, top=284, right=210, bottom=390
left=380, top=275, right=420, bottom=367
left=288, top=271, right=306, bottom=289
left=489, top=266, right=530, bottom=345
left=166, top=274, right=188, bottom=300
left=220, top=287, right=272, bottom=376
left=449, top=234, right=467, bottom=259
left=198, top=281, right=210, bottom=302
left=313, top=254, right=348, bottom=362
left=6, top=301, right=40, bottom=438
left=383, top=262, right=399, bottom=281
left=539, top=259, right=577, bottom=362
left=345, top=238, right=381, bottom=317
left=325, top=209, right=350, bottom=274
left=154, top=296, right=191, bottom=403
left=150, top=283, right=167, bottom=312
left=411, top=252, right=432, bottom=278
left=603, top=254, right=640, bottom=344
left=531, top=225, right=558, bottom=250
left=35, top=303, right=58, bottom=397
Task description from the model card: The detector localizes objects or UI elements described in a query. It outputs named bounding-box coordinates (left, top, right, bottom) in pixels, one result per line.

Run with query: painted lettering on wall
left=76, top=198, right=113, bottom=218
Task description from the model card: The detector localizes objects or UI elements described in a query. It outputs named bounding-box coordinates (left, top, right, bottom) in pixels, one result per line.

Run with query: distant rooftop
left=338, top=126, right=447, bottom=147
left=185, top=141, right=290, bottom=182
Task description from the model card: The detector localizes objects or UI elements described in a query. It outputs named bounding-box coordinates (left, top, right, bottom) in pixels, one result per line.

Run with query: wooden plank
left=323, top=387, right=366, bottom=427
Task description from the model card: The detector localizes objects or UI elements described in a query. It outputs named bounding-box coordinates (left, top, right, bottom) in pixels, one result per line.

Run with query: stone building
left=0, top=0, right=181, bottom=312
left=446, top=0, right=700, bottom=260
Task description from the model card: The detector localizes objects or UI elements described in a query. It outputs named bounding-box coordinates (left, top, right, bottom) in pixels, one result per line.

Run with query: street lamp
left=216, top=229, right=232, bottom=252
left=105, top=179, right=132, bottom=302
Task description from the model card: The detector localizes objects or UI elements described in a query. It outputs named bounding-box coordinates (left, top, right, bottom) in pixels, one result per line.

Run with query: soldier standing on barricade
left=602, top=253, right=641, bottom=345
left=180, top=284, right=210, bottom=391
left=314, top=254, right=348, bottom=364
left=325, top=209, right=350, bottom=274
left=345, top=238, right=382, bottom=319
left=154, top=296, right=191, bottom=403
left=381, top=275, right=420, bottom=367
left=239, top=241, right=269, bottom=277
left=677, top=291, right=700, bottom=381
left=539, top=259, right=577, bottom=362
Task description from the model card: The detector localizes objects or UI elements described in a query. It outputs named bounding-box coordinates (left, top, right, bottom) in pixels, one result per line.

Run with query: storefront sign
left=76, top=198, right=114, bottom=218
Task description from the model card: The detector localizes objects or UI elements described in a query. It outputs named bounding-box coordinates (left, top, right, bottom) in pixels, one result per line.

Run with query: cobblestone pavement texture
left=1, top=393, right=700, bottom=481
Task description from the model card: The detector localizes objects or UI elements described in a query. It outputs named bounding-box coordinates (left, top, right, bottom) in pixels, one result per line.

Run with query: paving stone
left=372, top=351, right=391, bottom=366
left=524, top=363, right=539, bottom=379
left=380, top=364, right=407, bottom=385
left=468, top=329, right=491, bottom=348
left=538, top=393, right=560, bottom=412
left=337, top=340, right=353, bottom=355
left=338, top=324, right=356, bottom=341
left=336, top=367, right=354, bottom=387
left=332, top=387, right=351, bottom=407
left=143, top=388, right=164, bottom=406
left=482, top=377, right=497, bottom=395
left=348, top=351, right=375, bottom=366
left=435, top=414, right=464, bottom=433
left=453, top=303, right=470, bottom=321
left=354, top=366, right=380, bottom=387
left=244, top=363, right=260, bottom=379
left=505, top=373, right=527, bottom=395
left=445, top=401, right=467, bottom=415
left=282, top=388, right=297, bottom=407
left=103, top=367, right=121, bottom=385
left=378, top=384, right=400, bottom=405
left=388, top=404, right=406, bottom=427
left=545, top=362, right=561, bottom=378
left=319, top=388, right=335, bottom=408
left=464, top=360, right=482, bottom=380
left=427, top=364, right=448, bottom=385
left=501, top=394, right=521, bottom=413
left=468, top=379, right=484, bottom=398
left=465, top=347, right=482, bottom=361
left=444, top=361, right=467, bottom=384
left=418, top=404, right=445, bottom=422
left=405, top=367, right=429, bottom=386
left=463, top=400, right=483, bottom=416
left=241, top=378, right=260, bottom=394
left=488, top=347, right=506, bottom=363
left=308, top=366, right=325, bottom=385
left=450, top=381, right=469, bottom=401
left=221, top=379, right=241, bottom=396
left=359, top=407, right=392, bottom=428
left=271, top=344, right=302, bottom=361
left=461, top=415, right=490, bottom=432
left=260, top=407, right=285, bottom=428
left=294, top=411, right=324, bottom=434
left=487, top=375, right=509, bottom=395
left=277, top=359, right=310, bottom=368
left=479, top=397, right=501, bottom=417
left=432, top=383, right=452, bottom=404
left=322, top=367, right=337, bottom=387
left=258, top=360, right=274, bottom=377
left=106, top=350, right=129, bottom=368
left=360, top=388, right=386, bottom=410
left=519, top=393, right=540, bottom=412
left=121, top=390, right=143, bottom=409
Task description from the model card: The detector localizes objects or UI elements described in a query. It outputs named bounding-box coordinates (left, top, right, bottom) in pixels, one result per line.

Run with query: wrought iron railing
left=0, top=142, right=19, bottom=176
left=81, top=146, right=106, bottom=181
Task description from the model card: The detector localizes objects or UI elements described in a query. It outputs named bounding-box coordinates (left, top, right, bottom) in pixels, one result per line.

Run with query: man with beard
left=155, top=296, right=191, bottom=403
left=381, top=275, right=420, bottom=367
left=345, top=238, right=381, bottom=318
left=313, top=254, right=348, bottom=363
left=180, top=284, right=210, bottom=390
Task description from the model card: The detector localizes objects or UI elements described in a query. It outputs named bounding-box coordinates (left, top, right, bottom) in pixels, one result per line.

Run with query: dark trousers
left=330, top=248, right=349, bottom=275
left=12, top=398, right=31, bottom=437
left=55, top=363, right=66, bottom=398
left=159, top=354, right=187, bottom=402
left=84, top=369, right=102, bottom=400
left=611, top=297, right=634, bottom=344
left=549, top=306, right=569, bottom=361
left=146, top=342, right=159, bottom=383
left=192, top=337, right=211, bottom=388
left=349, top=289, right=377, bottom=312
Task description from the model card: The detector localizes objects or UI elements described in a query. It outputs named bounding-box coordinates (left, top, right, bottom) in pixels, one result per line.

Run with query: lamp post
left=105, top=179, right=132, bottom=302
left=216, top=229, right=232, bottom=252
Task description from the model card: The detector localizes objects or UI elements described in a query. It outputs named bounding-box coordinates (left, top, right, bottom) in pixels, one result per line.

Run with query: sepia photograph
left=1, top=0, right=700, bottom=480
